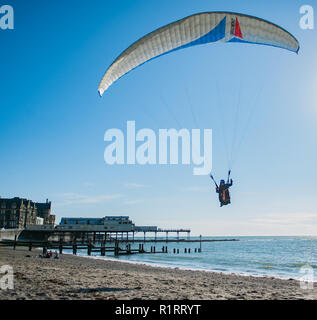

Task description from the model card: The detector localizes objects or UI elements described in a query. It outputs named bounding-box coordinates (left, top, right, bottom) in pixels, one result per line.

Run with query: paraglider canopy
left=98, top=11, right=299, bottom=95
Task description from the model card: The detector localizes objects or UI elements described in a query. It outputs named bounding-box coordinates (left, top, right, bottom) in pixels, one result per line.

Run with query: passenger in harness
left=210, top=171, right=233, bottom=207
left=216, top=179, right=233, bottom=207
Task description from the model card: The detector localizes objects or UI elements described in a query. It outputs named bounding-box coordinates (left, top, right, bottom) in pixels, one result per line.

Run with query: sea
left=64, top=236, right=317, bottom=281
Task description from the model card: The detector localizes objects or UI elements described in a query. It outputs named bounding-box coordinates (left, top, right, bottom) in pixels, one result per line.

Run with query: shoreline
left=1, top=246, right=316, bottom=300
left=62, top=250, right=314, bottom=283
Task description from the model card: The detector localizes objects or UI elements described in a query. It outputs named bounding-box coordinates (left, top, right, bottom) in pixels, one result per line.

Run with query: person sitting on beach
left=216, top=179, right=233, bottom=207
left=54, top=251, right=59, bottom=259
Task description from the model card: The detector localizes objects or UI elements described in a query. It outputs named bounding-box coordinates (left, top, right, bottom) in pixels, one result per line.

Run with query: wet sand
left=0, top=246, right=316, bottom=300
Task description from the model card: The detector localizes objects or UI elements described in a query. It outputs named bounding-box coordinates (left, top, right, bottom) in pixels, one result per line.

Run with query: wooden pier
left=24, top=227, right=194, bottom=244
left=133, top=227, right=191, bottom=242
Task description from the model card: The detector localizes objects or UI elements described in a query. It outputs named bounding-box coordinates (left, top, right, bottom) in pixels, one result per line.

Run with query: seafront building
left=0, top=198, right=190, bottom=242
left=0, top=197, right=55, bottom=229
left=59, top=216, right=135, bottom=232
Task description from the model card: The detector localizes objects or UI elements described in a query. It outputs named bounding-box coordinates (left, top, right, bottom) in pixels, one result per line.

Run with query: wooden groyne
left=0, top=239, right=170, bottom=256
left=0, top=235, right=239, bottom=257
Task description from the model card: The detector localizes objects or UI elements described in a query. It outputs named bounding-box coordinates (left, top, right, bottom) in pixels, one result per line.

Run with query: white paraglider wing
left=98, top=12, right=299, bottom=95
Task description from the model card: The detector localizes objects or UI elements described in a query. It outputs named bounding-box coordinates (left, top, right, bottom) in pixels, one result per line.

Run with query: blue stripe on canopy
left=176, top=16, right=227, bottom=50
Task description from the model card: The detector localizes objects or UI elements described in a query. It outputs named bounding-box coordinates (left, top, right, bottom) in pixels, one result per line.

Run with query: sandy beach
left=0, top=246, right=316, bottom=300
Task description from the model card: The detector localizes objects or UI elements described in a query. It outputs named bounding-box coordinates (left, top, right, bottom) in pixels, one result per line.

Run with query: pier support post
left=114, top=240, right=119, bottom=256
left=59, top=240, right=63, bottom=255
left=13, top=235, right=17, bottom=250
left=139, top=243, right=145, bottom=253
left=72, top=242, right=77, bottom=255
left=101, top=241, right=105, bottom=256
left=87, top=240, right=92, bottom=256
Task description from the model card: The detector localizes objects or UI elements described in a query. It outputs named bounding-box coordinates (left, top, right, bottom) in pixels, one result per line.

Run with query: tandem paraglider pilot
left=210, top=171, right=233, bottom=207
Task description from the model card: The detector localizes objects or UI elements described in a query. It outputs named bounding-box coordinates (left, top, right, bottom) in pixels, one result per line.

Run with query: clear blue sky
left=1, top=0, right=316, bottom=235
